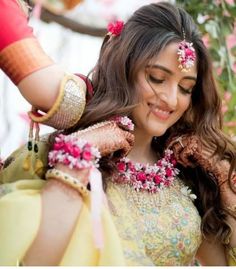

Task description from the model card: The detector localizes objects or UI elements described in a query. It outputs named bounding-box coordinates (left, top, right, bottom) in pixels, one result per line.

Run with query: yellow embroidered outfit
left=0, top=179, right=125, bottom=266
left=0, top=140, right=208, bottom=265
left=105, top=179, right=201, bottom=265
left=0, top=177, right=201, bottom=265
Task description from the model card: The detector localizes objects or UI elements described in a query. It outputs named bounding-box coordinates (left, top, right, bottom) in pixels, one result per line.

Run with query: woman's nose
left=158, top=86, right=178, bottom=109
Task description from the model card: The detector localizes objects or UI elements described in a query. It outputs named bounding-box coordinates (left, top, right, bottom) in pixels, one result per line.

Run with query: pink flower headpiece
left=177, top=40, right=196, bottom=72
left=107, top=20, right=124, bottom=36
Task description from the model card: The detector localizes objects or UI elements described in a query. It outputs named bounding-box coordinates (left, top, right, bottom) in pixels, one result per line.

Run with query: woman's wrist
left=46, top=168, right=89, bottom=198
left=44, top=178, right=83, bottom=200
left=46, top=133, right=101, bottom=197
left=54, top=163, right=90, bottom=185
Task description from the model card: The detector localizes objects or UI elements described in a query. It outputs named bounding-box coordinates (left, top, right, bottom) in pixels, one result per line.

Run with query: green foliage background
left=177, top=0, right=236, bottom=136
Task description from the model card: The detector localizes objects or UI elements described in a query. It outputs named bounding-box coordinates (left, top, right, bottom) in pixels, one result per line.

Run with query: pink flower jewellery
left=48, top=134, right=103, bottom=248
left=113, top=115, right=134, bottom=131
left=115, top=149, right=179, bottom=193
left=48, top=134, right=101, bottom=170
left=177, top=40, right=196, bottom=72
left=107, top=20, right=124, bottom=36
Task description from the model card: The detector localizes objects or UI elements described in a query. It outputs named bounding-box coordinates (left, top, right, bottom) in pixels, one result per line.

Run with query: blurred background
left=0, top=0, right=235, bottom=158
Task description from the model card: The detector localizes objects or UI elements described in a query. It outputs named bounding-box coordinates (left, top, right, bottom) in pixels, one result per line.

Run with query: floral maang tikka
left=177, top=32, right=196, bottom=72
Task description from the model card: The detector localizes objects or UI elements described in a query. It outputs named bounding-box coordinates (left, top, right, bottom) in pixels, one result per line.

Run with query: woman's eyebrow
left=182, top=76, right=197, bottom=81
left=147, top=64, right=197, bottom=81
left=147, top=64, right=173, bottom=74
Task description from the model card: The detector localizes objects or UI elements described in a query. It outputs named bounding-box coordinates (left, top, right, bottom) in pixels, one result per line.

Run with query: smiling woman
left=0, top=1, right=236, bottom=266
left=130, top=42, right=197, bottom=138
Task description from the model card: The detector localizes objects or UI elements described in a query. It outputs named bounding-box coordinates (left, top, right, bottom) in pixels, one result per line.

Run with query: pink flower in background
left=227, top=34, right=236, bottom=49
left=216, top=67, right=223, bottom=76
left=224, top=91, right=232, bottom=102
left=225, top=121, right=236, bottom=127
left=221, top=92, right=232, bottom=115
left=225, top=0, right=234, bottom=4
left=232, top=63, right=236, bottom=73
left=216, top=0, right=234, bottom=5
left=221, top=105, right=228, bottom=114
left=202, top=34, right=210, bottom=48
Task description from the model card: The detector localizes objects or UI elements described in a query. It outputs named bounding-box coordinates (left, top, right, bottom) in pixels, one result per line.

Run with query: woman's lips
left=149, top=103, right=172, bottom=120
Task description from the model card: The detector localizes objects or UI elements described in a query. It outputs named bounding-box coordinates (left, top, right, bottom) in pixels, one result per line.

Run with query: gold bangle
left=28, top=73, right=86, bottom=130
left=45, top=168, right=89, bottom=197
left=0, top=38, right=54, bottom=85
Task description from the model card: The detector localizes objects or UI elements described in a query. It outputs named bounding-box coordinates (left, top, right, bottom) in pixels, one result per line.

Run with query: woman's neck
left=127, top=128, right=158, bottom=165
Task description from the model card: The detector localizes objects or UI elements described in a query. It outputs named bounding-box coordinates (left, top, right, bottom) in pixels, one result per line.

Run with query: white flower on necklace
left=180, top=186, right=197, bottom=201
left=115, top=149, right=179, bottom=193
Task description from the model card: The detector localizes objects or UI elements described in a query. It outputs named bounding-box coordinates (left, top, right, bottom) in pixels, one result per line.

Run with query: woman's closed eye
left=148, top=75, right=165, bottom=84
left=178, top=85, right=193, bottom=95
left=147, top=74, right=194, bottom=95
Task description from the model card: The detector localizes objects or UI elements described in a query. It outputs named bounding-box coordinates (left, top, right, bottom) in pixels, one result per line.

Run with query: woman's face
left=132, top=42, right=197, bottom=138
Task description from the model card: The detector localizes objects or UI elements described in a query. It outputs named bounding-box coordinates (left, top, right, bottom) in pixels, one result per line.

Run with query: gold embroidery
left=105, top=178, right=202, bottom=266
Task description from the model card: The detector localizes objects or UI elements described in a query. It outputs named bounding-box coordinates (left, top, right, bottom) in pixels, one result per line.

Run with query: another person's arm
left=0, top=0, right=86, bottom=129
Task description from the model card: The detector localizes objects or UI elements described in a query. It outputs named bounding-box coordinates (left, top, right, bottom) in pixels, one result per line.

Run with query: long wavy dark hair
left=67, top=2, right=236, bottom=244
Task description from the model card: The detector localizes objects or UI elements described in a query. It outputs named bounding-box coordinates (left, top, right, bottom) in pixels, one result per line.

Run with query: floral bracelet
left=48, top=134, right=101, bottom=170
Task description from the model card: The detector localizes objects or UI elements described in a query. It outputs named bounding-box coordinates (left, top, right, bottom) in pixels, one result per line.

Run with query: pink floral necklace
left=113, top=116, right=179, bottom=193
left=115, top=149, right=179, bottom=193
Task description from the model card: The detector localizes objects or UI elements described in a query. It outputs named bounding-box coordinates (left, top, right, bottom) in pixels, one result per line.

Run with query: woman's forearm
left=0, top=0, right=87, bottom=129
left=18, top=65, right=65, bottom=112
left=23, top=163, right=90, bottom=266
left=23, top=179, right=83, bottom=266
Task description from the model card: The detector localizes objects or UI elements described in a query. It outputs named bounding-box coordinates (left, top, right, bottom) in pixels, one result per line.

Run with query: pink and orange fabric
left=0, top=0, right=53, bottom=85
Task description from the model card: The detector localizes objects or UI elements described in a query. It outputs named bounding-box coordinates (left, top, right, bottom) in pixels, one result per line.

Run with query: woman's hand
left=75, top=120, right=135, bottom=158
left=167, top=134, right=236, bottom=218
